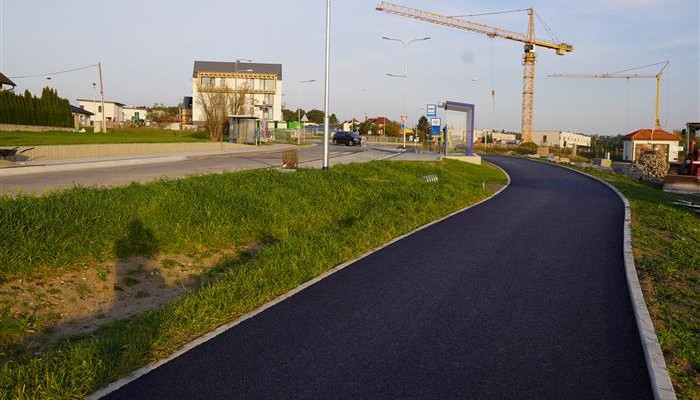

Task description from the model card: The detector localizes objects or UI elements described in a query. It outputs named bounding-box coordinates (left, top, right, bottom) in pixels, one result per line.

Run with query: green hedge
left=0, top=87, right=73, bottom=128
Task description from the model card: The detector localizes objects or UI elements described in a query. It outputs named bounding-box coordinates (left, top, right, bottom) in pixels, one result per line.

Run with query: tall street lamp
left=234, top=58, right=252, bottom=114
left=297, top=79, right=316, bottom=126
left=382, top=36, right=430, bottom=148
left=92, top=82, right=97, bottom=127
left=297, top=79, right=316, bottom=142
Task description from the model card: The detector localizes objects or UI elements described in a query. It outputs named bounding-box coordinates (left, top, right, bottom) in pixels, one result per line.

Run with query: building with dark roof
left=0, top=72, right=16, bottom=91
left=70, top=104, right=94, bottom=127
left=191, top=60, right=283, bottom=124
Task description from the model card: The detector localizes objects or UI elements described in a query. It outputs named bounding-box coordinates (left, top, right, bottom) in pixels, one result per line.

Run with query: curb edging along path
left=524, top=157, right=676, bottom=400
left=88, top=162, right=511, bottom=399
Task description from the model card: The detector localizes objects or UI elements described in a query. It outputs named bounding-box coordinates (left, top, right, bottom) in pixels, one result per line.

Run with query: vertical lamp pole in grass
left=382, top=36, right=431, bottom=149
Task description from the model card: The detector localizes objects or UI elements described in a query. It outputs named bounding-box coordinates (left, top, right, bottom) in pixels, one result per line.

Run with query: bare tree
left=196, top=80, right=252, bottom=142
left=196, top=83, right=229, bottom=142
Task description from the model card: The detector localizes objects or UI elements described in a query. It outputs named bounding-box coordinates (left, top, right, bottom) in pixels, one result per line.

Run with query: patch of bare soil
left=0, top=250, right=234, bottom=350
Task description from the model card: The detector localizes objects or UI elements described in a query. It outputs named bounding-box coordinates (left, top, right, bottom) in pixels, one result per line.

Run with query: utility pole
left=98, top=62, right=106, bottom=133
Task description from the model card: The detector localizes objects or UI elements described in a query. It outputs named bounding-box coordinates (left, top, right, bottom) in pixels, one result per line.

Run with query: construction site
left=375, top=1, right=699, bottom=194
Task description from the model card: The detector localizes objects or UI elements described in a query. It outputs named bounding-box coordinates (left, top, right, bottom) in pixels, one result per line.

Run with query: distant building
left=123, top=107, right=149, bottom=123
left=191, top=61, right=282, bottom=124
left=622, top=129, right=681, bottom=163
left=70, top=105, right=93, bottom=127
left=0, top=72, right=15, bottom=92
left=475, top=130, right=516, bottom=143
left=341, top=119, right=360, bottom=131
left=77, top=99, right=125, bottom=127
left=531, top=130, right=591, bottom=148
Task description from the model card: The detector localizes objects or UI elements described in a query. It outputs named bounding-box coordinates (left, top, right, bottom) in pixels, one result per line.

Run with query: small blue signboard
left=426, top=104, right=437, bottom=119
left=430, top=117, right=441, bottom=136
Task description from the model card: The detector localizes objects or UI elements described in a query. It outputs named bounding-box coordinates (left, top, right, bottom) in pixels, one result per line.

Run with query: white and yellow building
left=191, top=61, right=282, bottom=124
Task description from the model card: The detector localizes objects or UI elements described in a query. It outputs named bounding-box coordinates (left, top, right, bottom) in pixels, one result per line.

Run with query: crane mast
left=376, top=2, right=573, bottom=143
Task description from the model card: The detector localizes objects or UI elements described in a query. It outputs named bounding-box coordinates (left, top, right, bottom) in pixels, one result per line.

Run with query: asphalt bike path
left=102, top=156, right=652, bottom=399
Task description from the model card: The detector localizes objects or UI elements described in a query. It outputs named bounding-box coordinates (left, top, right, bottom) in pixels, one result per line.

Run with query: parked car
left=332, top=131, right=362, bottom=146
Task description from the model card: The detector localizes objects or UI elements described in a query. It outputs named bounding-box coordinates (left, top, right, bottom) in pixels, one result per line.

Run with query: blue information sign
left=426, top=104, right=437, bottom=118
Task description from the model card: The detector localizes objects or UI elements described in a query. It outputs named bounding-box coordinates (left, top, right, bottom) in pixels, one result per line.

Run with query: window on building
left=264, top=79, right=275, bottom=91
left=543, top=135, right=547, bottom=143
left=263, top=94, right=273, bottom=105
left=98, top=106, right=102, bottom=113
left=202, top=77, right=215, bottom=87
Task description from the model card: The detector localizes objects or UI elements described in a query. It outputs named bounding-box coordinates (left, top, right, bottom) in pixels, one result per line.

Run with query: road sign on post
left=430, top=117, right=441, bottom=136
left=426, top=104, right=437, bottom=118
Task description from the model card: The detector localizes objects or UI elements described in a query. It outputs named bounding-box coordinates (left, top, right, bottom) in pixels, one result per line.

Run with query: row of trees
left=281, top=108, right=338, bottom=125
left=0, top=87, right=73, bottom=127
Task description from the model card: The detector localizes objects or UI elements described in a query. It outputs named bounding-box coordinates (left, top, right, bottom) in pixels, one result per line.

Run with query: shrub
left=513, top=142, right=538, bottom=155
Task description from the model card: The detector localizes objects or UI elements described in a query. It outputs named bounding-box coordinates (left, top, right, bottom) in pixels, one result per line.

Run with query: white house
left=70, top=105, right=93, bottom=127
left=531, top=130, right=591, bottom=148
left=123, top=107, right=149, bottom=123
left=191, top=61, right=282, bottom=124
left=77, top=99, right=125, bottom=128
left=622, top=129, right=681, bottom=163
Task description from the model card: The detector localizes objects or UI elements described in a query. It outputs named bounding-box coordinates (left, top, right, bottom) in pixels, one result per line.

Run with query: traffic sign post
left=426, top=104, right=437, bottom=118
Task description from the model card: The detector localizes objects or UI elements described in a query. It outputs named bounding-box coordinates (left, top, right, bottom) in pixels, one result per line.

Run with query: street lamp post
left=234, top=58, right=252, bottom=115
left=92, top=82, right=97, bottom=128
left=382, top=36, right=430, bottom=148
left=297, top=79, right=316, bottom=143
left=323, top=0, right=331, bottom=169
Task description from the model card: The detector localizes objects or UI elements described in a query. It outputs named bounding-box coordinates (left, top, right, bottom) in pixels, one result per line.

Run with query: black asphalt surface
left=103, top=156, right=652, bottom=399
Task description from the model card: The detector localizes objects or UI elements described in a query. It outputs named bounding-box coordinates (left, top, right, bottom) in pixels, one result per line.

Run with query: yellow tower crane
left=376, top=1, right=573, bottom=143
left=549, top=61, right=670, bottom=130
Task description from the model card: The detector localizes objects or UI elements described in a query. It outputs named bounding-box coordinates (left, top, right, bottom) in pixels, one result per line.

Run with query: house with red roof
left=622, top=129, right=682, bottom=163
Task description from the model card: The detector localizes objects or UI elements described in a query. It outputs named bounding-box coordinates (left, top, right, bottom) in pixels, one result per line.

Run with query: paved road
left=102, top=156, right=652, bottom=399
left=0, top=144, right=395, bottom=195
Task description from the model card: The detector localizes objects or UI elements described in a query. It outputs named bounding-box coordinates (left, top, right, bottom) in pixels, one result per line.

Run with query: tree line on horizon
left=0, top=87, right=73, bottom=128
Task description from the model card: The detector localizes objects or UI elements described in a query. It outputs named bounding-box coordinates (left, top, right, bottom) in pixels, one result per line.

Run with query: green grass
left=0, top=159, right=506, bottom=399
left=566, top=165, right=699, bottom=399
left=0, top=127, right=209, bottom=146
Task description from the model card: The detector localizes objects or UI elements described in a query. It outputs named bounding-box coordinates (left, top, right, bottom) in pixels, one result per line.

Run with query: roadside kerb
left=0, top=146, right=297, bottom=177
left=517, top=156, right=677, bottom=400
left=88, top=162, right=511, bottom=399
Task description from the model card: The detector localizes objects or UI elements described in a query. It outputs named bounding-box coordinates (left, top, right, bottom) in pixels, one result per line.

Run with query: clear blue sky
left=1, top=0, right=697, bottom=136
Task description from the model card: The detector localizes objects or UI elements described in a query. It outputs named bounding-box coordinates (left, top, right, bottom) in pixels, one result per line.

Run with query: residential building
left=475, top=130, right=516, bottom=143
left=123, top=107, right=149, bottom=123
left=70, top=105, right=93, bottom=127
left=531, top=130, right=591, bottom=148
left=341, top=119, right=361, bottom=131
left=191, top=61, right=282, bottom=124
left=0, top=72, right=15, bottom=92
left=77, top=99, right=125, bottom=127
left=622, top=129, right=681, bottom=163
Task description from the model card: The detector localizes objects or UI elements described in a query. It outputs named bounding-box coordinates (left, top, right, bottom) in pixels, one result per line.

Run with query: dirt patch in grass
left=0, top=250, right=234, bottom=351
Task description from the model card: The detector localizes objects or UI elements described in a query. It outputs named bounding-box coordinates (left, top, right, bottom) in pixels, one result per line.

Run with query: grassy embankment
left=569, top=165, right=699, bottom=399
left=0, top=159, right=506, bottom=399
left=0, top=127, right=208, bottom=146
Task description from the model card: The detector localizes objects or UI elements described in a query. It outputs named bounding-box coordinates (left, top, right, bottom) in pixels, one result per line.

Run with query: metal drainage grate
left=422, top=175, right=439, bottom=183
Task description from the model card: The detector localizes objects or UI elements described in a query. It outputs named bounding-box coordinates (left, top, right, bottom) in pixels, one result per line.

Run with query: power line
left=9, top=63, right=99, bottom=79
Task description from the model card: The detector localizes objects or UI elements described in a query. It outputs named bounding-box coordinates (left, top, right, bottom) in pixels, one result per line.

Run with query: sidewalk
left=0, top=143, right=297, bottom=177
